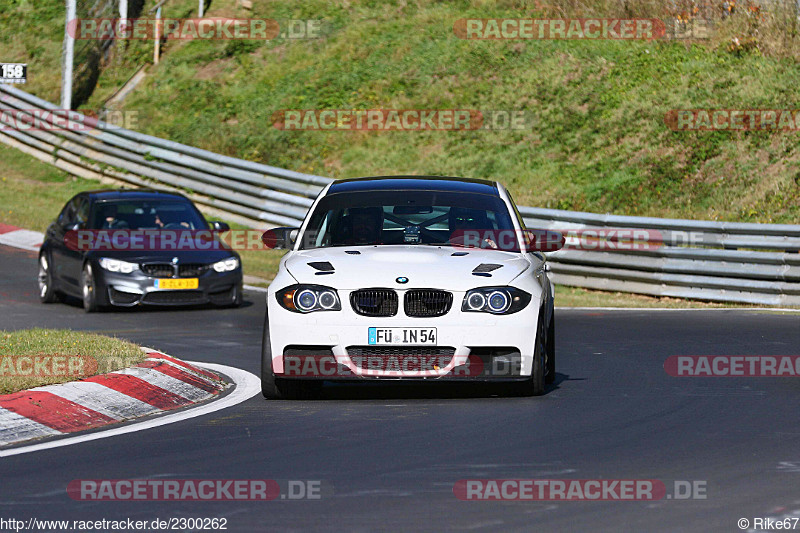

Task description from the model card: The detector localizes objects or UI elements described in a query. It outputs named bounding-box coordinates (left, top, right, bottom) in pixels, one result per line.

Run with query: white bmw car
left=260, top=176, right=563, bottom=399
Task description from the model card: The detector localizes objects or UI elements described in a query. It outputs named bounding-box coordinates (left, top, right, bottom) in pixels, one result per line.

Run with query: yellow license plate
left=155, top=278, right=198, bottom=289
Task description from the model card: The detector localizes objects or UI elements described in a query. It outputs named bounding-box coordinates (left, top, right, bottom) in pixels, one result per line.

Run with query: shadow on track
left=265, top=373, right=574, bottom=401
left=55, top=295, right=254, bottom=313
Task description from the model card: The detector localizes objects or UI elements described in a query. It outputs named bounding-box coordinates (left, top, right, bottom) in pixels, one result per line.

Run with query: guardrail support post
left=154, top=6, right=162, bottom=65
left=61, top=0, right=76, bottom=110
left=118, top=0, right=128, bottom=51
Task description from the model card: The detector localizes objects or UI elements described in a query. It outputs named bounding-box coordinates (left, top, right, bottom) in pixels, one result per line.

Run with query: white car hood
left=284, top=246, right=531, bottom=291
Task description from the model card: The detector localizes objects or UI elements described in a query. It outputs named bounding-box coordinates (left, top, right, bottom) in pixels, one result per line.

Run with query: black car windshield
left=89, top=200, right=208, bottom=230
left=299, top=190, right=519, bottom=251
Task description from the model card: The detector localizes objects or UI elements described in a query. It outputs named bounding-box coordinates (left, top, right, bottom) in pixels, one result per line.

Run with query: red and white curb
left=0, top=223, right=42, bottom=252
left=0, top=347, right=234, bottom=449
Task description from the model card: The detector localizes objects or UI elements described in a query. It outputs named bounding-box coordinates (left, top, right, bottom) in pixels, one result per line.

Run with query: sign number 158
left=0, top=63, right=27, bottom=83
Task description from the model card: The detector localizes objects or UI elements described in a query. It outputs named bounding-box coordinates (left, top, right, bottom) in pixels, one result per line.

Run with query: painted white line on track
left=0, top=362, right=260, bottom=458
left=243, top=284, right=269, bottom=293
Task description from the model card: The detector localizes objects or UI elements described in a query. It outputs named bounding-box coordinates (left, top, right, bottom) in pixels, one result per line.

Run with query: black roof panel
left=328, top=176, right=498, bottom=195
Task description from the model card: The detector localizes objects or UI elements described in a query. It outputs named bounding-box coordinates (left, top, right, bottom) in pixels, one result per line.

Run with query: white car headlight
left=462, top=287, right=531, bottom=315
left=212, top=257, right=240, bottom=272
left=98, top=258, right=137, bottom=274
left=277, top=285, right=341, bottom=313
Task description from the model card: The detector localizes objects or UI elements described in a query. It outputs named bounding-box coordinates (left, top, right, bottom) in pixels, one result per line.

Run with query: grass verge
left=0, top=328, right=145, bottom=394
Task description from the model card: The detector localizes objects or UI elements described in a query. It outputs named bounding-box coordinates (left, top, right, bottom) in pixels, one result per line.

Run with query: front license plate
left=155, top=278, right=198, bottom=289
left=368, top=327, right=437, bottom=345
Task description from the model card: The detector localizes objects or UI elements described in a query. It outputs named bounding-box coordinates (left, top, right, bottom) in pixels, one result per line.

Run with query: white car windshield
left=299, top=190, right=518, bottom=250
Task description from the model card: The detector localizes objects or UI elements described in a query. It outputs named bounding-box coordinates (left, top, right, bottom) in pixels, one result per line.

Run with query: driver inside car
left=331, top=206, right=384, bottom=246
left=448, top=207, right=498, bottom=249
left=349, top=206, right=383, bottom=245
left=154, top=210, right=190, bottom=229
left=101, top=204, right=128, bottom=229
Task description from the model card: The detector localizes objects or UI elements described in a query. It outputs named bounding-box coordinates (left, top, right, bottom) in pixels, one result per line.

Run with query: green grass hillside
left=2, top=0, right=800, bottom=223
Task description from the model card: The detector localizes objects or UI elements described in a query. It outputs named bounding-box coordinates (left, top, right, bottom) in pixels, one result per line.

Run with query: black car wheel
left=229, top=284, right=243, bottom=308
left=512, top=308, right=546, bottom=397
left=81, top=263, right=99, bottom=313
left=38, top=253, right=60, bottom=303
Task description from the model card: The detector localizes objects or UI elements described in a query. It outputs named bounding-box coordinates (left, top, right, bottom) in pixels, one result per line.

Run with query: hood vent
left=472, top=263, right=503, bottom=277
left=451, top=251, right=469, bottom=256
left=345, top=250, right=361, bottom=255
left=308, top=261, right=334, bottom=272
left=473, top=263, right=502, bottom=273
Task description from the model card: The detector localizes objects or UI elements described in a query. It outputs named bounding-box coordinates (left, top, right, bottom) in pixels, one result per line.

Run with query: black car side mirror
left=210, top=221, right=230, bottom=231
left=261, top=227, right=300, bottom=250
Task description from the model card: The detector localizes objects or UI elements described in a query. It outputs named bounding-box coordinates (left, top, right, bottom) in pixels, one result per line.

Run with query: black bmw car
left=38, top=189, right=243, bottom=312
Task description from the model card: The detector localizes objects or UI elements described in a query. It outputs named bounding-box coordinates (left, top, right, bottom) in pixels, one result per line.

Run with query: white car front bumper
left=266, top=288, right=543, bottom=380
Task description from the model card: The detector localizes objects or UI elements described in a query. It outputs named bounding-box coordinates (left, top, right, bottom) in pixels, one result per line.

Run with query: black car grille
left=404, top=290, right=453, bottom=317
left=346, top=346, right=456, bottom=371
left=141, top=263, right=174, bottom=277
left=140, top=263, right=209, bottom=278
left=178, top=263, right=209, bottom=277
left=350, top=289, right=398, bottom=317
left=142, top=291, right=205, bottom=305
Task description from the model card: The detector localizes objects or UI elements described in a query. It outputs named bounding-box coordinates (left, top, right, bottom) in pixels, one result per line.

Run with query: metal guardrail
left=1, top=84, right=799, bottom=305
left=518, top=208, right=800, bottom=306
left=0, top=85, right=329, bottom=227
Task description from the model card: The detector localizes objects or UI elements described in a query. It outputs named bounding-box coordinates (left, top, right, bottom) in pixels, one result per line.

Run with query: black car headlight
left=277, top=285, right=341, bottom=313
left=462, top=287, right=531, bottom=315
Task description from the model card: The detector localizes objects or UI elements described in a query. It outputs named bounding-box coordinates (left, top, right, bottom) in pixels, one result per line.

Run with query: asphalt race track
left=1, top=244, right=799, bottom=532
